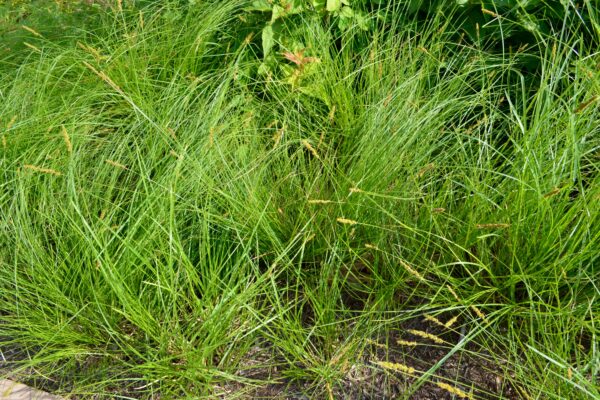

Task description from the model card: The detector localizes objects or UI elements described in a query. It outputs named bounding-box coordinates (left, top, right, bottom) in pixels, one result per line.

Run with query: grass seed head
left=328, top=105, right=336, bottom=123
left=574, top=95, right=599, bottom=113
left=243, top=33, right=254, bottom=45
left=24, top=42, right=41, bottom=53
left=396, top=339, right=418, bottom=347
left=168, top=127, right=177, bottom=140
left=447, top=285, right=461, bottom=302
left=336, top=217, right=357, bottom=225
left=399, top=259, right=425, bottom=282
left=77, top=42, right=104, bottom=62
left=481, top=7, right=499, bottom=18
left=416, top=163, right=435, bottom=178
left=105, top=159, right=127, bottom=169
left=470, top=305, right=488, bottom=322
left=273, top=128, right=284, bottom=147
left=61, top=125, right=72, bottom=154
left=407, top=329, right=445, bottom=344
left=23, top=164, right=62, bottom=176
left=308, top=199, right=334, bottom=204
left=544, top=187, right=561, bottom=198
left=444, top=315, right=459, bottom=329
left=373, top=360, right=416, bottom=375
left=435, top=382, right=473, bottom=399
left=21, top=25, right=43, bottom=37
left=365, top=339, right=387, bottom=349
left=6, top=116, right=17, bottom=131
left=424, top=314, right=445, bottom=327
left=476, top=223, right=510, bottom=229
left=302, top=139, right=318, bottom=157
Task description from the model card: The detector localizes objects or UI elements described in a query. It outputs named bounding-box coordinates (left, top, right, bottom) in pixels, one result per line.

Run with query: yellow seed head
left=273, top=128, right=284, bottom=148
left=83, top=62, right=123, bottom=93
left=416, top=163, right=435, bottom=178
left=399, top=259, right=425, bottom=282
left=208, top=127, right=215, bottom=146
left=6, top=116, right=17, bottom=131
left=470, top=305, right=488, bottom=322
left=407, top=329, right=444, bottom=344
left=21, top=25, right=43, bottom=37
left=373, top=360, right=416, bottom=375
left=424, top=314, right=445, bottom=328
left=365, top=338, right=387, bottom=349
left=23, top=164, right=62, bottom=176
left=243, top=32, right=254, bottom=45
left=23, top=42, right=41, bottom=52
left=365, top=243, right=380, bottom=251
left=544, top=187, right=561, bottom=198
left=336, top=217, right=357, bottom=225
left=476, top=223, right=510, bottom=229
left=447, top=285, right=461, bottom=302
left=396, top=339, right=418, bottom=347
left=481, top=7, right=499, bottom=18
left=435, top=382, right=473, bottom=399
left=83, top=61, right=100, bottom=75
left=328, top=105, right=336, bottom=123
left=349, top=187, right=363, bottom=193
left=308, top=199, right=334, bottom=204
left=444, top=315, right=459, bottom=329
left=77, top=42, right=103, bottom=62
left=61, top=125, right=72, bottom=154
left=105, top=159, right=127, bottom=169
left=517, top=386, right=534, bottom=400
left=302, top=139, right=318, bottom=157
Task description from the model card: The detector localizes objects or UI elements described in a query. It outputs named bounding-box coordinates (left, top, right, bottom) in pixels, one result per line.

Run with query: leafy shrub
left=238, top=0, right=598, bottom=70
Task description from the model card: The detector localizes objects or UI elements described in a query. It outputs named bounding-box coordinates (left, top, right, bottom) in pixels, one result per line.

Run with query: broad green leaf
left=262, top=24, right=274, bottom=57
left=272, top=5, right=286, bottom=21
left=353, top=10, right=370, bottom=31
left=327, top=0, right=342, bottom=12
left=339, top=6, right=354, bottom=18
left=247, top=0, right=272, bottom=12
left=311, top=0, right=327, bottom=10
left=285, top=0, right=306, bottom=14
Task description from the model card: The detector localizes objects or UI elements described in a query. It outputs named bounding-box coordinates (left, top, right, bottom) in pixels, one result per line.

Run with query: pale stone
left=0, top=380, right=63, bottom=400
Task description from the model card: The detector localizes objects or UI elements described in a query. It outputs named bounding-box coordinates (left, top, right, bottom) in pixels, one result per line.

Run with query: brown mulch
left=221, top=312, right=521, bottom=400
